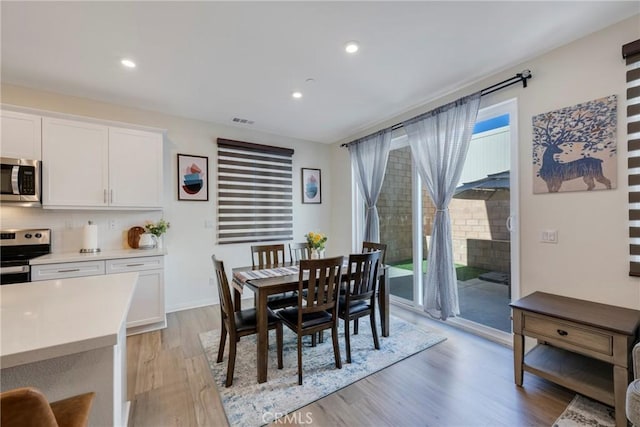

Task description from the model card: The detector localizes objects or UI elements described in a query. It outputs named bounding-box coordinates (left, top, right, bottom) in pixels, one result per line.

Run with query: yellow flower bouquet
left=305, top=231, right=327, bottom=250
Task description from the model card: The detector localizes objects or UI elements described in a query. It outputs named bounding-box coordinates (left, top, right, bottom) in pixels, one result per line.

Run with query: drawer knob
left=557, top=329, right=568, bottom=336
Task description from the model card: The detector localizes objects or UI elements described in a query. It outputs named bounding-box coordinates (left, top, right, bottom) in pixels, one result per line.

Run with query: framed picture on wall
left=177, top=154, right=209, bottom=201
left=301, top=168, right=321, bottom=204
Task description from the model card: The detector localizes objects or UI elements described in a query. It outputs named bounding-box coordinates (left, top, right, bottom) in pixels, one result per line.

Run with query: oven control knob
left=35, top=233, right=42, bottom=238
left=24, top=233, right=32, bottom=239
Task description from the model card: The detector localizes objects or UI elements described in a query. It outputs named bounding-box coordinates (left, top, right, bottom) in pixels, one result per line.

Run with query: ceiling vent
left=232, top=117, right=255, bottom=125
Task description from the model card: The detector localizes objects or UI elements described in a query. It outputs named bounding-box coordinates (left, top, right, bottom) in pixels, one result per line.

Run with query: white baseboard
left=166, top=298, right=217, bottom=314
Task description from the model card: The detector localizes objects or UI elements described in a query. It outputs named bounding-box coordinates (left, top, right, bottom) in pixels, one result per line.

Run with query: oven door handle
left=11, top=166, right=20, bottom=195
left=0, top=265, right=30, bottom=274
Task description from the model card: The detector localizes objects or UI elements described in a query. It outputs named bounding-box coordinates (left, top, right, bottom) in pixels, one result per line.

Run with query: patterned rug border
left=552, top=394, right=615, bottom=427
left=199, top=315, right=446, bottom=426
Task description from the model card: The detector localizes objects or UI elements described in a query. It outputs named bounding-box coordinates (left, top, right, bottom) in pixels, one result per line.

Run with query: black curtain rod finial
left=517, top=69, right=532, bottom=88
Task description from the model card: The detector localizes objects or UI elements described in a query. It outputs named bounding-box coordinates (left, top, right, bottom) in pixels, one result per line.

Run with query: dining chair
left=251, top=244, right=298, bottom=310
left=288, top=242, right=311, bottom=262
left=339, top=250, right=381, bottom=363
left=0, top=386, right=95, bottom=427
left=277, top=256, right=344, bottom=385
left=212, top=255, right=283, bottom=387
left=360, top=241, right=387, bottom=334
left=362, top=241, right=387, bottom=264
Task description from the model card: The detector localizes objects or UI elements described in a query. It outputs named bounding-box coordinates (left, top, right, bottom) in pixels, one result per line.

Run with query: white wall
left=0, top=85, right=333, bottom=311
left=330, top=15, right=640, bottom=309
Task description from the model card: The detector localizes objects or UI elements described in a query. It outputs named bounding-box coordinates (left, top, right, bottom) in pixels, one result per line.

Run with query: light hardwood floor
left=127, top=304, right=574, bottom=426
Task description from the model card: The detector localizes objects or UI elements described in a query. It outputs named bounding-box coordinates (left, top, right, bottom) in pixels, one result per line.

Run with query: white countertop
left=30, top=247, right=167, bottom=265
left=0, top=272, right=138, bottom=369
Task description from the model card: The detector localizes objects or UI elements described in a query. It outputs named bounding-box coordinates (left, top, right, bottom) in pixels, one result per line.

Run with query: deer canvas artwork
left=532, top=95, right=617, bottom=194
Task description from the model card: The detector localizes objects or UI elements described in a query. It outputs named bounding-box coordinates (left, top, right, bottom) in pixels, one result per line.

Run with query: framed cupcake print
left=178, top=154, right=209, bottom=201
left=301, top=168, right=321, bottom=204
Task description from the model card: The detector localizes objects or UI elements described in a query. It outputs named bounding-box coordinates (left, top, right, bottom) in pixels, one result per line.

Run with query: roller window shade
left=624, top=39, right=640, bottom=276
left=217, top=138, right=294, bottom=245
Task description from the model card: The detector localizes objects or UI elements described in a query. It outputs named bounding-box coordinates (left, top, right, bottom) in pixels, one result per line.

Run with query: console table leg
left=514, top=332, right=524, bottom=386
left=613, top=365, right=628, bottom=427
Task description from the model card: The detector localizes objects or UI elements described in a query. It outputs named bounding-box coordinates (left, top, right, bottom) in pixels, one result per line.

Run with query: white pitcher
left=138, top=233, right=157, bottom=249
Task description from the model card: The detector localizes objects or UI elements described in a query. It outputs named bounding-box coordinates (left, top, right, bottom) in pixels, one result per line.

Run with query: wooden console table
left=511, top=292, right=640, bottom=427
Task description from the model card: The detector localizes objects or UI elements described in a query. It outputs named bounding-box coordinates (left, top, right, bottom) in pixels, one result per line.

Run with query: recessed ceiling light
left=345, top=41, right=359, bottom=54
left=121, top=59, right=136, bottom=68
left=292, top=91, right=303, bottom=99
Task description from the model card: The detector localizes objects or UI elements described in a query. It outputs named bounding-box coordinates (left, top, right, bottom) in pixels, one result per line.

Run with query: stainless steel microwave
left=0, top=157, right=41, bottom=205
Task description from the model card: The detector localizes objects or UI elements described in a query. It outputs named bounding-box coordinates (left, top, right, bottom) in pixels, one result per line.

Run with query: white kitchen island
left=0, top=272, right=137, bottom=426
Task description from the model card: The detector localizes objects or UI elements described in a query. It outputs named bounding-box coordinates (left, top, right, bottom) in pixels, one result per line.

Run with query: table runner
left=232, top=266, right=300, bottom=290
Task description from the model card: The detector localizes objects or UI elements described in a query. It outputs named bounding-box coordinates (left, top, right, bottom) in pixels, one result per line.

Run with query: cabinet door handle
left=556, top=329, right=568, bottom=336
left=58, top=268, right=81, bottom=273
left=110, top=189, right=114, bottom=204
left=104, top=189, right=107, bottom=203
left=126, top=263, right=144, bottom=267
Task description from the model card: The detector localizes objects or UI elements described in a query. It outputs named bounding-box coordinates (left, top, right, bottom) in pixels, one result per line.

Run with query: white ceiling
left=1, top=2, right=638, bottom=144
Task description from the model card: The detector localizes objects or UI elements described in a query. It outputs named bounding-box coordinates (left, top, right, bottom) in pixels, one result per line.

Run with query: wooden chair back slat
left=345, top=251, right=381, bottom=304
left=298, top=256, right=343, bottom=320
left=251, top=244, right=285, bottom=268
left=289, top=242, right=311, bottom=262
left=362, top=241, right=387, bottom=265
left=212, top=255, right=233, bottom=328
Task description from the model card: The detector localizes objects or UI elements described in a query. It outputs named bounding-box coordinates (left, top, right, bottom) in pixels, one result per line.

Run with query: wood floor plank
left=127, top=304, right=575, bottom=427
left=134, top=331, right=163, bottom=395
left=185, top=354, right=228, bottom=426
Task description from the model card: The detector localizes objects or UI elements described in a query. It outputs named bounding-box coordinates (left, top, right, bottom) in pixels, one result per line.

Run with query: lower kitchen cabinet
left=106, top=256, right=165, bottom=334
left=31, top=260, right=105, bottom=281
left=31, top=254, right=165, bottom=335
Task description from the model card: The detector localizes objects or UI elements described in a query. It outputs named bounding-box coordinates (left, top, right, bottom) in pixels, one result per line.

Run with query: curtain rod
left=341, top=69, right=532, bottom=147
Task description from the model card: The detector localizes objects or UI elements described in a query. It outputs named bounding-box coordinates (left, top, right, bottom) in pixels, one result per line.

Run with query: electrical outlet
left=109, top=219, right=118, bottom=230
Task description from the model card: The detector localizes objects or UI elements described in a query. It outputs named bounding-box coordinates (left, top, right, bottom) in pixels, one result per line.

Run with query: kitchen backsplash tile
left=0, top=207, right=164, bottom=253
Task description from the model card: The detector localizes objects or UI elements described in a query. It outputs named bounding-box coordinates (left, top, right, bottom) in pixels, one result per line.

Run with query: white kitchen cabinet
left=30, top=253, right=166, bottom=335
left=108, top=127, right=163, bottom=208
left=1, top=110, right=42, bottom=160
left=31, top=260, right=106, bottom=281
left=42, top=117, right=109, bottom=207
left=41, top=117, right=163, bottom=209
left=106, top=256, right=165, bottom=334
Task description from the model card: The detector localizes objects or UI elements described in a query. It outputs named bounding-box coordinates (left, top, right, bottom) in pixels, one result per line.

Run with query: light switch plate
left=541, top=229, right=558, bottom=243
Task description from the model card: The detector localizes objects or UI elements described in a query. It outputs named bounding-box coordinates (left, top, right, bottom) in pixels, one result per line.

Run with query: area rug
left=199, top=315, right=446, bottom=426
left=553, top=395, right=615, bottom=427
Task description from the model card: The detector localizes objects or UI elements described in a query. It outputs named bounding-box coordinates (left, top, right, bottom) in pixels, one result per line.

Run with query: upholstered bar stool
left=1, top=387, right=95, bottom=427
left=627, top=343, right=640, bottom=425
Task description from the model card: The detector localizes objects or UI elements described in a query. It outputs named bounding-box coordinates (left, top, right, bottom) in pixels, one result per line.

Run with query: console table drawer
left=524, top=314, right=612, bottom=356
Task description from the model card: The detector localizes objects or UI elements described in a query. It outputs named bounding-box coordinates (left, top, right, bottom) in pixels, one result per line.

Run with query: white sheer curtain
left=348, top=129, right=392, bottom=243
left=403, top=92, right=481, bottom=320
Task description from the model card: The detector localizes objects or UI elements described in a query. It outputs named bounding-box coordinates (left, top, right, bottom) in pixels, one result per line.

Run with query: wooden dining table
left=231, top=260, right=390, bottom=384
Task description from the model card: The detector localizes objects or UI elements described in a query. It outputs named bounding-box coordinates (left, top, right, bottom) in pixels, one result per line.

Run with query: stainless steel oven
left=0, top=157, right=41, bottom=205
left=0, top=229, right=51, bottom=284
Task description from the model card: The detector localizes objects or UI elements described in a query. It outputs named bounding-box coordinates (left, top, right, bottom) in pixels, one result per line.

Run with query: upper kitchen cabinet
left=42, top=117, right=163, bottom=209
left=0, top=110, right=42, bottom=160
left=108, top=127, right=163, bottom=208
left=42, top=117, right=109, bottom=207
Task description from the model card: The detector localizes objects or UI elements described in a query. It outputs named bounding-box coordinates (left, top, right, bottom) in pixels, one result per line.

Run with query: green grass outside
left=390, top=259, right=490, bottom=281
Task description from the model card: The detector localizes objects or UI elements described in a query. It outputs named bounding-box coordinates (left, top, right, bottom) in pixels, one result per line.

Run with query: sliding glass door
left=355, top=99, right=519, bottom=337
